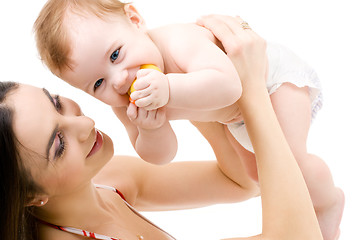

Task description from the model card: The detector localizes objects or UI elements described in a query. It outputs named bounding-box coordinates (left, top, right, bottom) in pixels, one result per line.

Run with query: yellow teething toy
left=127, top=80, right=136, bottom=96
left=128, top=64, right=162, bottom=103
left=139, top=64, right=162, bottom=72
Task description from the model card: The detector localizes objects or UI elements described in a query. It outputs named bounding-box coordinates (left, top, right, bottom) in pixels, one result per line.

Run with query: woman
left=0, top=16, right=322, bottom=240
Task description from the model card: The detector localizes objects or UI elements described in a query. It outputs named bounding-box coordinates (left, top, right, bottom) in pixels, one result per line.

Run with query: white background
left=0, top=0, right=352, bottom=239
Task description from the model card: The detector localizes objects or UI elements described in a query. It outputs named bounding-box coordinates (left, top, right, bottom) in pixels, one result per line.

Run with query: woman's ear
left=124, top=4, right=146, bottom=29
left=27, top=196, right=49, bottom=207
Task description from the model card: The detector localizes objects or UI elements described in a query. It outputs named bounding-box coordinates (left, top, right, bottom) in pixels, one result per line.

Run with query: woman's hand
left=198, top=15, right=323, bottom=240
left=197, top=15, right=268, bottom=94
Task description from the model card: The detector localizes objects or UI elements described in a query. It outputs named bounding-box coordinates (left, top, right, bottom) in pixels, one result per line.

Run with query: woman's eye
left=94, top=78, right=104, bottom=91
left=54, top=132, right=66, bottom=159
left=110, top=49, right=120, bottom=62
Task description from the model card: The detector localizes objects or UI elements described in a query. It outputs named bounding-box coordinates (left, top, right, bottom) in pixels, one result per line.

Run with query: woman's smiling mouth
left=87, top=129, right=103, bottom=158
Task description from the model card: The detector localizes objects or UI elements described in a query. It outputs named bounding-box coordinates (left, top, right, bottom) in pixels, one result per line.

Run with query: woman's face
left=7, top=84, right=114, bottom=196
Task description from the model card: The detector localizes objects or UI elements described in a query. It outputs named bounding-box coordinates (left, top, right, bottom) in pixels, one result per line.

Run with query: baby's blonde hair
left=34, top=0, right=127, bottom=76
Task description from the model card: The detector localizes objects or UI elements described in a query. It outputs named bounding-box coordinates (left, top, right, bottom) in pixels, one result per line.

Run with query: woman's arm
left=95, top=121, right=258, bottom=211
left=197, top=15, right=323, bottom=240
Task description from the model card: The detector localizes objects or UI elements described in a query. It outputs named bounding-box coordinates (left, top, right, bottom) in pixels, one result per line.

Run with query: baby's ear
left=124, top=4, right=146, bottom=29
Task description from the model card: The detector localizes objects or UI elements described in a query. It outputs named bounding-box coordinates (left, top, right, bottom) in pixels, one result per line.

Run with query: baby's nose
left=112, top=70, right=129, bottom=94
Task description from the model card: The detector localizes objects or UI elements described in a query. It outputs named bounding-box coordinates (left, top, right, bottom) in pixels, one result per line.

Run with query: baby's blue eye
left=94, top=78, right=104, bottom=91
left=110, top=49, right=120, bottom=62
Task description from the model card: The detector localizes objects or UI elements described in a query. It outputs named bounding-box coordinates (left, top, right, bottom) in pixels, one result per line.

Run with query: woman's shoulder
left=93, top=155, right=148, bottom=204
left=96, top=155, right=148, bottom=180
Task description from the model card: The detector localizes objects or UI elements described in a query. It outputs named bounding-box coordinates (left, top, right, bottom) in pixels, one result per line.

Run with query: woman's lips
left=87, top=130, right=103, bottom=158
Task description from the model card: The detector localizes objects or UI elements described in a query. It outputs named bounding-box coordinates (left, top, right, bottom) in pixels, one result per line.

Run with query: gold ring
left=241, top=21, right=251, bottom=30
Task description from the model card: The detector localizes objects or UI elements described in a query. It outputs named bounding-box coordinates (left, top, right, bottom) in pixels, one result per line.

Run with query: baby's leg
left=270, top=83, right=344, bottom=240
left=224, top=127, right=258, bottom=181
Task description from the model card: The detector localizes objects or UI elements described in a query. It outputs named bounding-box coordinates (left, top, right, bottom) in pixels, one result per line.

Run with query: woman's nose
left=67, top=115, right=95, bottom=142
left=62, top=97, right=84, bottom=116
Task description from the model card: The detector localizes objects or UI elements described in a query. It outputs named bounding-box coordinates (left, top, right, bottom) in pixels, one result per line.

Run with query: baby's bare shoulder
left=151, top=23, right=213, bottom=45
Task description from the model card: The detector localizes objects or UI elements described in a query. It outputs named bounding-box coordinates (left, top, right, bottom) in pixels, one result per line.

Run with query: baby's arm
left=167, top=27, right=241, bottom=110
left=112, top=105, right=177, bottom=165
left=166, top=24, right=242, bottom=110
left=131, top=24, right=242, bottom=112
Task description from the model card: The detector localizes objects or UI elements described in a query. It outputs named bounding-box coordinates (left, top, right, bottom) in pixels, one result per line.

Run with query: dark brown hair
left=0, top=81, right=43, bottom=240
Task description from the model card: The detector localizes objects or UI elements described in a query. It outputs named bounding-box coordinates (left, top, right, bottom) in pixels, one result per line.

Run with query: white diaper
left=227, top=42, right=323, bottom=153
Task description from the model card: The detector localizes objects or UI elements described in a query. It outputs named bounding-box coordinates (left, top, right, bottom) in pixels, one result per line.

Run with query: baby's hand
left=129, top=69, right=169, bottom=111
left=127, top=103, right=167, bottom=130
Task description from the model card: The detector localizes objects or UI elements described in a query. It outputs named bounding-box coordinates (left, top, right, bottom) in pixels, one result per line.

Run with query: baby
left=34, top=1, right=343, bottom=239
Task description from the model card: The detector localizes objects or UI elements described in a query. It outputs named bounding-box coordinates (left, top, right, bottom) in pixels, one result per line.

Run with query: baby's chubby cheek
left=101, top=93, right=130, bottom=108
left=115, top=94, right=131, bottom=107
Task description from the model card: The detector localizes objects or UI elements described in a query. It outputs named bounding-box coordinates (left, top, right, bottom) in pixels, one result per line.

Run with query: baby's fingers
left=134, top=94, right=156, bottom=109
left=130, top=88, right=151, bottom=104
left=126, top=103, right=138, bottom=120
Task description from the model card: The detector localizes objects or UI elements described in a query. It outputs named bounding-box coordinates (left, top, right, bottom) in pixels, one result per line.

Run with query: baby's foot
left=316, top=188, right=345, bottom=240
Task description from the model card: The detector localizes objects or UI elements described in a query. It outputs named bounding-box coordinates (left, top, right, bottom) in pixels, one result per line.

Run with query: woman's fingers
left=197, top=15, right=237, bottom=43
left=197, top=14, right=267, bottom=91
left=197, top=15, right=255, bottom=56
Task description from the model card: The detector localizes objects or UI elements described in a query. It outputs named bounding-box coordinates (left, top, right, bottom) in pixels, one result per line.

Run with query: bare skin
left=42, top=5, right=343, bottom=238
left=51, top=13, right=324, bottom=240
left=197, top=14, right=324, bottom=240
left=9, top=84, right=257, bottom=240
left=197, top=15, right=344, bottom=240
left=226, top=83, right=345, bottom=240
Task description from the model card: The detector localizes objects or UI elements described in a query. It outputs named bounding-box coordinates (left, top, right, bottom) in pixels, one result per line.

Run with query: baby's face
left=61, top=10, right=163, bottom=107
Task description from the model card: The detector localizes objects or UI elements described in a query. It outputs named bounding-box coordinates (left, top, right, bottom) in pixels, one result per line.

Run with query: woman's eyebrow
left=42, top=88, right=55, bottom=106
left=42, top=88, right=58, bottom=161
